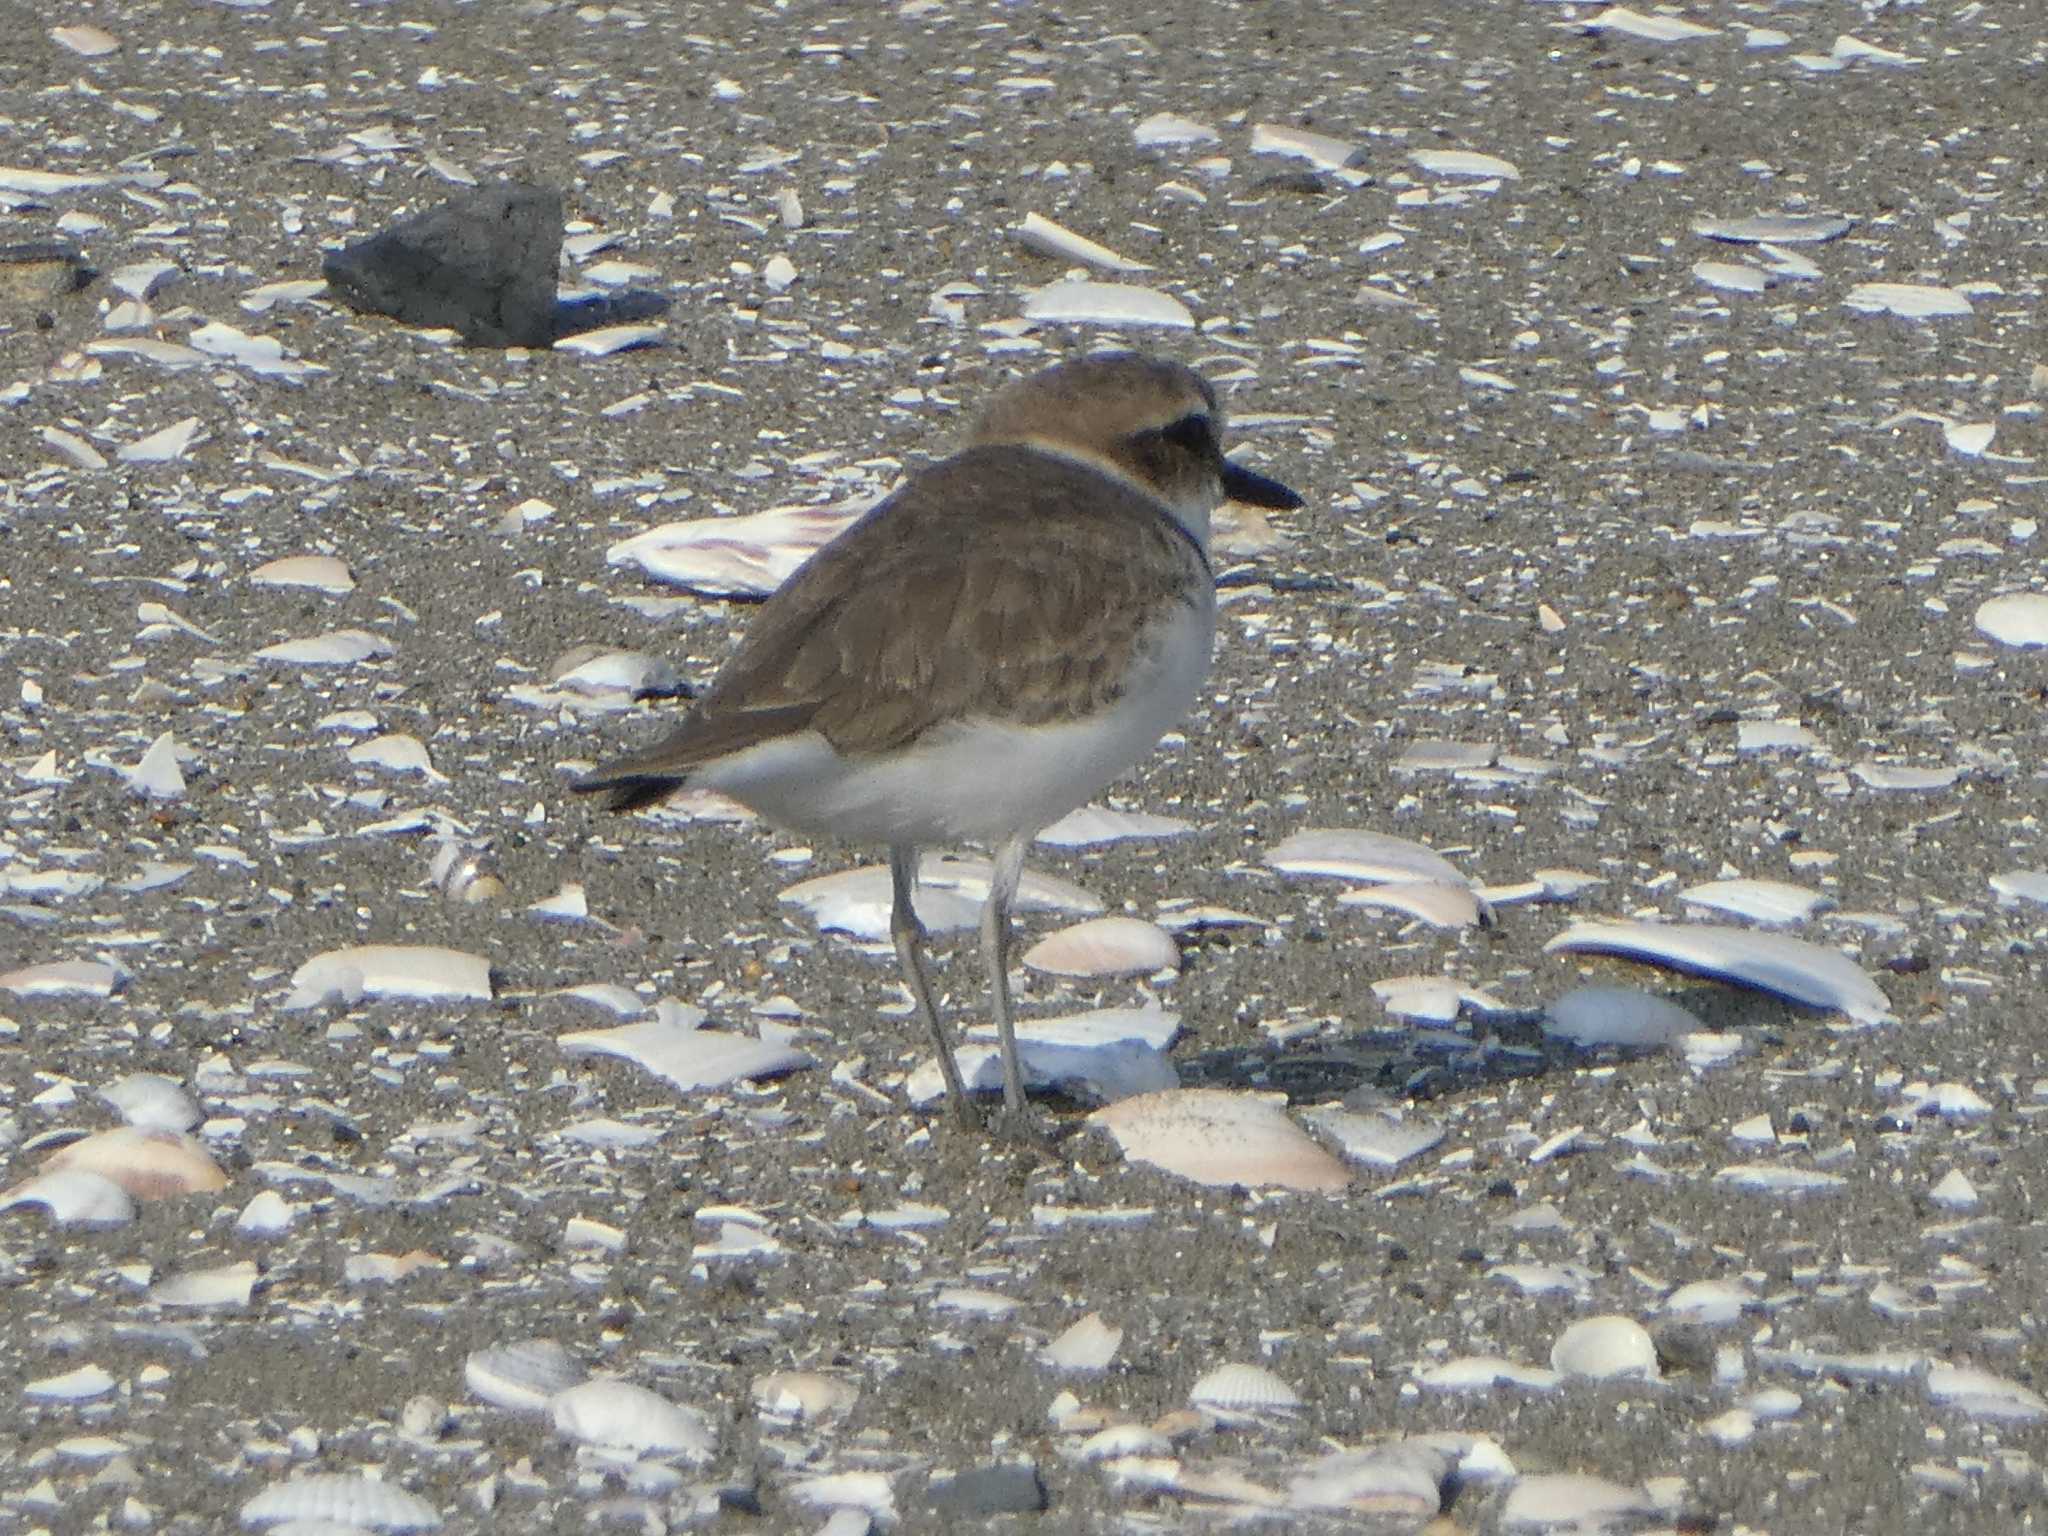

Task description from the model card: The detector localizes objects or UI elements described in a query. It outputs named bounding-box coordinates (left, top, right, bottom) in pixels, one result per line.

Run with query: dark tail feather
left=570, top=769, right=686, bottom=813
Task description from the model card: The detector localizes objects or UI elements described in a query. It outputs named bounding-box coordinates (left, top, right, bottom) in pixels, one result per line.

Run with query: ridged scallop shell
left=239, top=1471, right=441, bottom=1531
left=1188, top=1362, right=1302, bottom=1424
left=465, top=1339, right=586, bottom=1414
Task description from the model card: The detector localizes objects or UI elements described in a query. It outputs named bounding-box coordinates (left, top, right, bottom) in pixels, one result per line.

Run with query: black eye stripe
left=1156, top=412, right=1213, bottom=452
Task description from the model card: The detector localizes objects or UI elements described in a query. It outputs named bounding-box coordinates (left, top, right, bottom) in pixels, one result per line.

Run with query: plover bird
left=574, top=352, right=1301, bottom=1124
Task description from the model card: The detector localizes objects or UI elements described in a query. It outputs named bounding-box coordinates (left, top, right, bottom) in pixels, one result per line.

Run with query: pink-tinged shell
left=45, top=1128, right=228, bottom=1200
left=1022, top=916, right=1181, bottom=978
left=752, top=1370, right=860, bottom=1421
left=1338, top=880, right=1485, bottom=929
left=1088, top=1089, right=1351, bottom=1193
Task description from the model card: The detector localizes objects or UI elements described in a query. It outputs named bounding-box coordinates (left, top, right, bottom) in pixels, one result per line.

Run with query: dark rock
left=0, top=242, right=92, bottom=306
left=927, top=1460, right=1049, bottom=1516
left=321, top=182, right=565, bottom=347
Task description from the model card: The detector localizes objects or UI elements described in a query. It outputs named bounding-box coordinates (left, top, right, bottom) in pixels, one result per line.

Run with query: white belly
left=697, top=597, right=1214, bottom=846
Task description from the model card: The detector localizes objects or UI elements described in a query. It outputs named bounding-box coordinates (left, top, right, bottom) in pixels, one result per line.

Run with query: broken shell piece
left=1338, top=881, right=1485, bottom=929
left=1843, top=281, right=1972, bottom=319
left=752, top=1370, right=859, bottom=1422
left=1679, top=878, right=1832, bottom=925
left=0, top=1168, right=136, bottom=1227
left=1022, top=916, right=1179, bottom=978
left=1021, top=279, right=1194, bottom=330
left=126, top=732, right=187, bottom=801
left=249, top=554, right=355, bottom=594
left=1545, top=921, right=1892, bottom=1026
left=254, top=629, right=396, bottom=667
left=286, top=945, right=493, bottom=1008
left=1089, top=1089, right=1350, bottom=1192
left=1976, top=593, right=2048, bottom=649
left=46, top=1128, right=228, bottom=1199
left=608, top=504, right=863, bottom=598
left=1265, top=828, right=1469, bottom=887
left=782, top=853, right=1101, bottom=941
left=558, top=1016, right=812, bottom=1094
left=152, top=1260, right=257, bottom=1309
left=1543, top=987, right=1698, bottom=1049
left=1189, top=1362, right=1302, bottom=1425
left=0, top=960, right=122, bottom=998
left=1013, top=212, right=1151, bottom=274
left=100, top=1072, right=202, bottom=1132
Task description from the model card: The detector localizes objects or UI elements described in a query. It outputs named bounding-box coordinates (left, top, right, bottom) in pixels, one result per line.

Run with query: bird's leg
left=983, top=835, right=1031, bottom=1116
left=891, top=844, right=975, bottom=1126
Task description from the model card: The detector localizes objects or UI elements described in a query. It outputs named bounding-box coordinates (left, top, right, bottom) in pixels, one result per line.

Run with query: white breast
left=695, top=594, right=1216, bottom=847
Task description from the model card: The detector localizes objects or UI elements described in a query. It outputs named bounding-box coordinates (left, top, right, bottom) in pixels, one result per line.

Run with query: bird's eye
left=1160, top=412, right=1212, bottom=452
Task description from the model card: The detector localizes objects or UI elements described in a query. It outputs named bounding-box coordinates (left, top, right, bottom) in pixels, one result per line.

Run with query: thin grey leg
left=891, top=844, right=974, bottom=1124
left=983, top=835, right=1031, bottom=1114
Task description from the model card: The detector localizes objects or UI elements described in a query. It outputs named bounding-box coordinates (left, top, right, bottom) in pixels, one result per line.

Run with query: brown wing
left=574, top=446, right=1209, bottom=810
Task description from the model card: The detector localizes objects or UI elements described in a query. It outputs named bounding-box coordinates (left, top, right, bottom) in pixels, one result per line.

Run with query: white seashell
left=87, top=336, right=209, bottom=369
left=1929, top=1169, right=1978, bottom=1210
left=1945, top=420, right=1995, bottom=456
left=1036, top=803, right=1194, bottom=846
left=152, top=1260, right=257, bottom=1309
left=1409, top=149, right=1518, bottom=181
left=1976, top=593, right=2048, bottom=648
left=608, top=503, right=861, bottom=598
left=933, top=1285, right=1020, bottom=1319
left=1265, top=828, right=1467, bottom=887
left=1833, top=33, right=1921, bottom=67
left=1693, top=260, right=1769, bottom=294
left=1189, top=1362, right=1302, bottom=1424
left=526, top=883, right=587, bottom=920
left=117, top=417, right=205, bottom=464
left=466, top=1339, right=586, bottom=1414
left=1679, top=878, right=1832, bottom=925
left=239, top=277, right=332, bottom=311
left=1500, top=1474, right=1657, bottom=1531
left=1090, top=1089, right=1350, bottom=1193
left=100, top=1073, right=201, bottom=1132
left=345, top=1250, right=444, bottom=1285
left=549, top=646, right=682, bottom=697
left=1288, top=1441, right=1456, bottom=1515
left=1693, top=213, right=1851, bottom=244
left=51, top=23, right=121, bottom=56
left=751, top=1370, right=858, bottom=1421
left=1544, top=987, right=1697, bottom=1049
left=347, top=733, right=445, bottom=781
left=126, top=732, right=187, bottom=801
left=789, top=1472, right=897, bottom=1522
left=1926, top=1365, right=2048, bottom=1425
left=1133, top=112, right=1219, bottom=149
left=1301, top=1106, right=1445, bottom=1168
left=25, top=1364, right=117, bottom=1402
left=41, top=426, right=107, bottom=469
left=553, top=322, right=664, bottom=356
left=1735, top=719, right=1819, bottom=753
left=46, top=1128, right=227, bottom=1199
left=1338, top=881, right=1484, bottom=929
left=908, top=1033, right=1175, bottom=1108
left=1714, top=1164, right=1847, bottom=1196
left=1850, top=761, right=1961, bottom=791
left=1077, top=1423, right=1172, bottom=1460
left=558, top=1017, right=812, bottom=1094
left=967, top=1003, right=1180, bottom=1054
left=1585, top=6, right=1715, bottom=41
left=240, top=1471, right=441, bottom=1531
left=781, top=852, right=1100, bottom=941
left=1545, top=920, right=1892, bottom=1025
left=189, top=322, right=320, bottom=380
left=1661, top=1279, right=1755, bottom=1326
left=1021, top=279, right=1194, bottom=330
left=1248, top=123, right=1361, bottom=172
left=254, top=629, right=395, bottom=666
left=1040, top=1313, right=1123, bottom=1372
left=550, top=1379, right=715, bottom=1460
left=1013, top=213, right=1151, bottom=274
left=0, top=1169, right=135, bottom=1227
left=1550, top=1316, right=1659, bottom=1382
left=549, top=983, right=650, bottom=1016
left=0, top=960, right=122, bottom=998
left=1022, top=916, right=1179, bottom=978
left=1413, top=1356, right=1563, bottom=1392
left=285, top=945, right=492, bottom=1009
left=762, top=253, right=797, bottom=293
left=249, top=554, right=355, bottom=594
left=235, top=1190, right=299, bottom=1238
left=1843, top=281, right=1972, bottom=319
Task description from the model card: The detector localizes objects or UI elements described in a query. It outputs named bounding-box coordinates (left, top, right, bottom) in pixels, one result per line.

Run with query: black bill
left=1221, top=457, right=1304, bottom=510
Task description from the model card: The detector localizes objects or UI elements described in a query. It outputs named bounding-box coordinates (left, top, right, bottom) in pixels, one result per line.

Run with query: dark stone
left=927, top=1461, right=1049, bottom=1516
left=321, top=182, right=565, bottom=347
left=0, top=241, right=92, bottom=306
